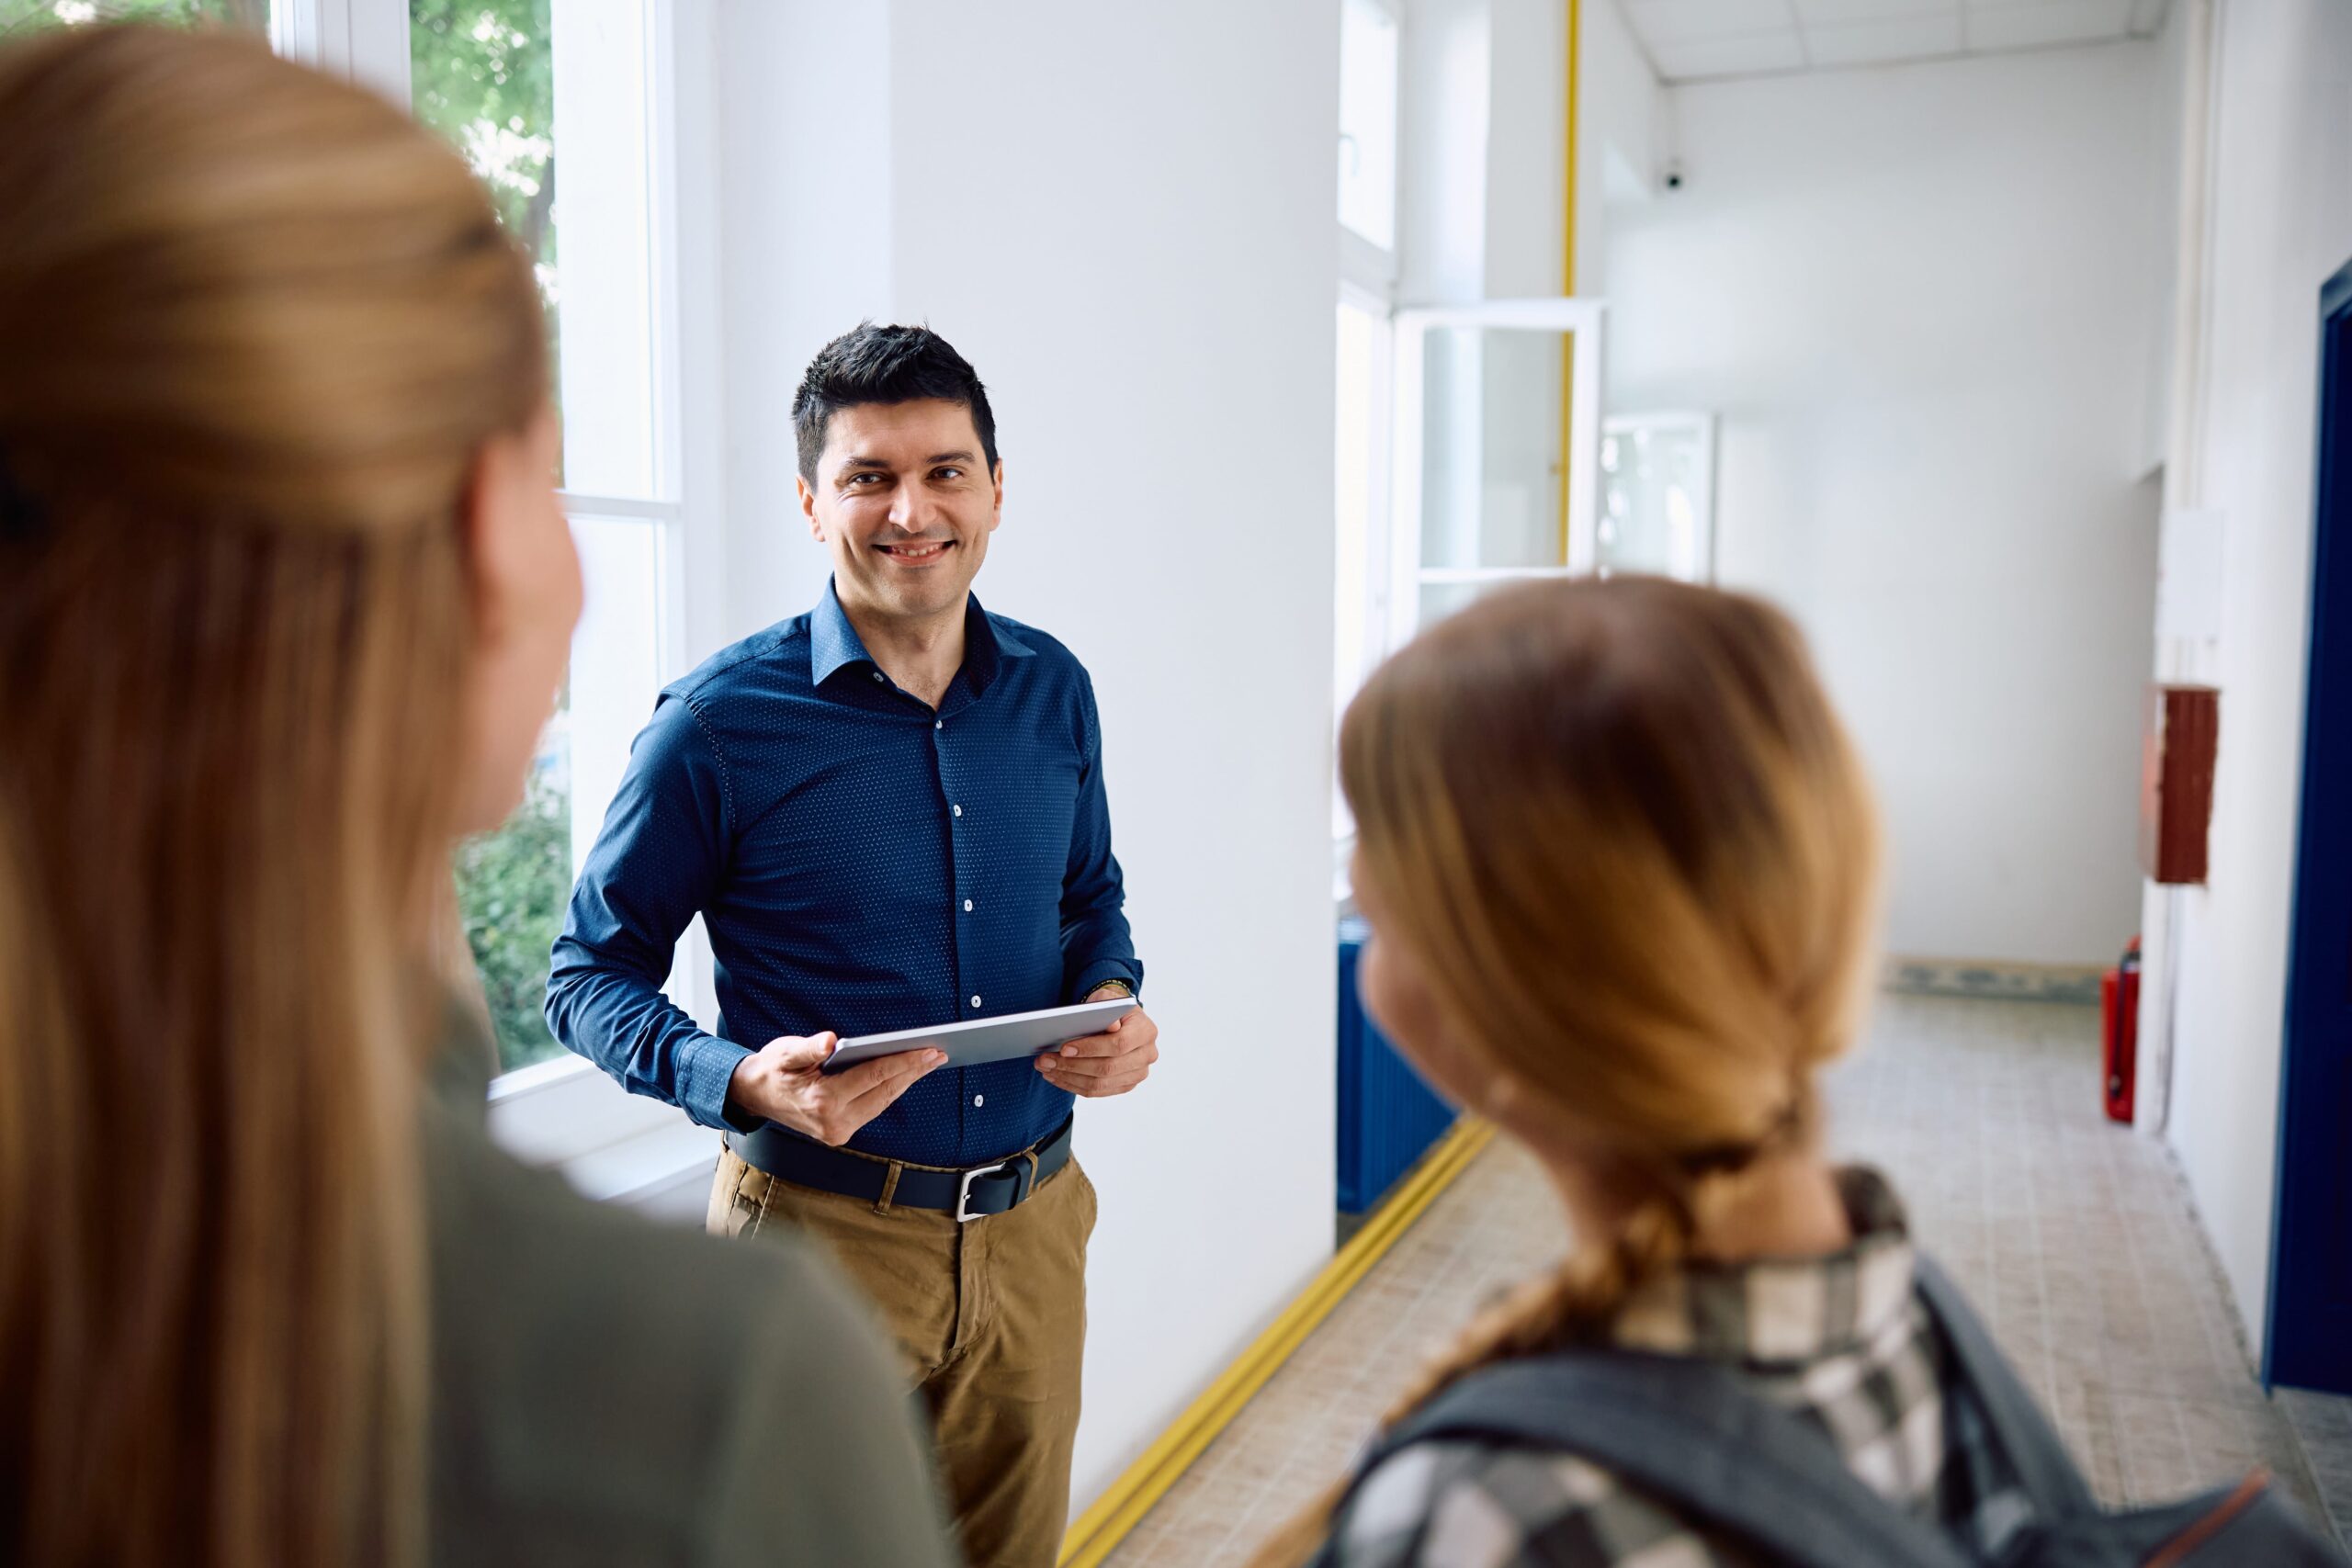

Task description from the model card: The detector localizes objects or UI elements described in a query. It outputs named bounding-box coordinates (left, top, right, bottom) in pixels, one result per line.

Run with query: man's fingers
left=1046, top=1065, right=1152, bottom=1098
left=1050, top=1029, right=1129, bottom=1060
left=833, top=1047, right=945, bottom=1099
left=841, top=1048, right=946, bottom=1111
left=765, top=1031, right=839, bottom=1072
left=1037, top=1043, right=1155, bottom=1082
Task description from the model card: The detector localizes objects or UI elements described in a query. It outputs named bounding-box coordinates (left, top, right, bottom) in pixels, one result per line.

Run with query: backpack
left=1321, top=1256, right=2345, bottom=1567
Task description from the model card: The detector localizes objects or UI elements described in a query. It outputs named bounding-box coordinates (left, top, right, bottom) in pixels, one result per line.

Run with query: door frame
left=2265, top=254, right=2352, bottom=1392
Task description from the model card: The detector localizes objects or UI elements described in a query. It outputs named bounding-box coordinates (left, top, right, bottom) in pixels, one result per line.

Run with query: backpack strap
left=1912, top=1255, right=2099, bottom=1521
left=1341, top=1350, right=1973, bottom=1568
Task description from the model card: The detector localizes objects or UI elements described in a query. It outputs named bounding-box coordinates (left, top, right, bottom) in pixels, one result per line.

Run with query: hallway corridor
left=1103, top=994, right=2352, bottom=1564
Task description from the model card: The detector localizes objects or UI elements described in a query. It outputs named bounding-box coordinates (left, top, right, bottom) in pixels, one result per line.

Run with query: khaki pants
left=709, top=1145, right=1096, bottom=1568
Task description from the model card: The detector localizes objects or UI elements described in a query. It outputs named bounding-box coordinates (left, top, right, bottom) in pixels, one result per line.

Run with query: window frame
left=1385, top=299, right=1609, bottom=654
left=275, top=0, right=720, bottom=1196
left=1336, top=0, right=1403, bottom=264
left=1331, top=0, right=1401, bottom=890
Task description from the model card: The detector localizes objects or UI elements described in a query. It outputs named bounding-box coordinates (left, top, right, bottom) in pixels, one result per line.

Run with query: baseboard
left=1057, top=1118, right=1496, bottom=1568
left=1883, top=955, right=2106, bottom=1008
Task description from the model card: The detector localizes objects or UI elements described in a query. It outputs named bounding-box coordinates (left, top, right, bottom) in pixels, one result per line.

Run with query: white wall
left=1577, top=0, right=1660, bottom=295
left=1603, top=44, right=2170, bottom=966
left=2149, top=0, right=2352, bottom=1360
left=701, top=0, right=1342, bottom=1509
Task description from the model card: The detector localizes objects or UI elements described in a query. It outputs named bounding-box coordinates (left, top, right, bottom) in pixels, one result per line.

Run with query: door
left=2267, top=256, right=2352, bottom=1392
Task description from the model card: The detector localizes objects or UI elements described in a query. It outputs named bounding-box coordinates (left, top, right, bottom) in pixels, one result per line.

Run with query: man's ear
left=797, top=473, right=822, bottom=542
left=989, top=460, right=1006, bottom=534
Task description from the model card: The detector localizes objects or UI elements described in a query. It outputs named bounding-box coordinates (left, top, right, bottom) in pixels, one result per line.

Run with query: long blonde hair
left=0, top=24, right=544, bottom=1567
left=1251, top=577, right=1883, bottom=1567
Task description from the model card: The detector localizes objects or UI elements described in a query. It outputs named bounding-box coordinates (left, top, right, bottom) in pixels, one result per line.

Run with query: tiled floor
left=1102, top=993, right=2352, bottom=1566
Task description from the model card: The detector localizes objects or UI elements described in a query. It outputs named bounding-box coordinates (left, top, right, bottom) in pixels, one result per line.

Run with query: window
left=1337, top=0, right=1398, bottom=254
left=1334, top=0, right=1400, bottom=863
left=1333, top=292, right=1390, bottom=850
left=0, top=0, right=269, bottom=31
left=405, top=0, right=677, bottom=1074
left=1384, top=300, right=1607, bottom=641
left=17, top=0, right=679, bottom=1076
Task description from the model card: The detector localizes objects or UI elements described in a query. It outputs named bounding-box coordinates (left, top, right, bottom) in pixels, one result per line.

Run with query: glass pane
left=411, top=0, right=659, bottom=498
left=1, top=0, right=268, bottom=31
left=1419, top=326, right=1568, bottom=570
left=1599, top=419, right=1713, bottom=581
left=1337, top=0, right=1397, bottom=251
left=1334, top=299, right=1381, bottom=839
left=457, top=516, right=662, bottom=1075
left=563, top=515, right=662, bottom=874
left=456, top=717, right=571, bottom=1075
left=1418, top=578, right=1509, bottom=630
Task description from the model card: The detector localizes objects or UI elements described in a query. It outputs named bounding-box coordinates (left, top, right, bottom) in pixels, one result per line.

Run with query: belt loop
left=873, top=1161, right=904, bottom=1216
left=1021, top=1148, right=1041, bottom=1201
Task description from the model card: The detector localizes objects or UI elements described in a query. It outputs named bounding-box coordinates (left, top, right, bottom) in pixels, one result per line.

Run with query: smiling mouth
left=876, top=540, right=955, bottom=564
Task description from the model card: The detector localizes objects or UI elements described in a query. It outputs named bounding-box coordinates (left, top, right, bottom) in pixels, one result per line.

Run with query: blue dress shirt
left=546, top=582, right=1142, bottom=1168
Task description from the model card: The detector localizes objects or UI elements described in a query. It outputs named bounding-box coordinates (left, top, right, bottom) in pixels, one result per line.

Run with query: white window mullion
left=275, top=0, right=411, bottom=104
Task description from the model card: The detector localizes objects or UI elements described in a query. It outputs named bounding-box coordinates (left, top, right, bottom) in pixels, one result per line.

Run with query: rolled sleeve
left=678, top=1032, right=759, bottom=1134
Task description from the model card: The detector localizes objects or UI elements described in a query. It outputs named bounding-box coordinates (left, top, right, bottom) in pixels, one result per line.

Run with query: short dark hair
left=792, top=322, right=999, bottom=484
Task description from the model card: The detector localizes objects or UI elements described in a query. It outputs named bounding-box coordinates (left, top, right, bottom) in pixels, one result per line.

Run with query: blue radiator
left=1336, top=918, right=1457, bottom=1214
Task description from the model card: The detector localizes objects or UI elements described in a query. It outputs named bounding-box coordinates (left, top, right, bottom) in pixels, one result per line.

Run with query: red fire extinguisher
left=2102, top=938, right=2141, bottom=1124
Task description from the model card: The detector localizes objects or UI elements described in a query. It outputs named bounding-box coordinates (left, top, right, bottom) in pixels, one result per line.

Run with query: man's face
left=799, top=398, right=1003, bottom=625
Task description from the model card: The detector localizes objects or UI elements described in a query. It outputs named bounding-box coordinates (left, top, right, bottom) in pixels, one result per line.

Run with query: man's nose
left=888, top=483, right=931, bottom=531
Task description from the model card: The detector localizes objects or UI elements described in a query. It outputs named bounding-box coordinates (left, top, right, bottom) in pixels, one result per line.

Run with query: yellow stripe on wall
left=1057, top=1119, right=1498, bottom=1568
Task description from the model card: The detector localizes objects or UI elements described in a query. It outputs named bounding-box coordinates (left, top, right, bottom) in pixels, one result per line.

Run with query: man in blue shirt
left=547, top=323, right=1158, bottom=1567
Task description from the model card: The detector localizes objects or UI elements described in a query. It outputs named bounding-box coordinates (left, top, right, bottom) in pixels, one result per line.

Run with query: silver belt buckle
left=956, top=1159, right=1012, bottom=1223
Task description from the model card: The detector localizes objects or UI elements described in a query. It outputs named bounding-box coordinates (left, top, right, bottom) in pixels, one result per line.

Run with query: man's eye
left=848, top=473, right=885, bottom=486
left=934, top=467, right=965, bottom=481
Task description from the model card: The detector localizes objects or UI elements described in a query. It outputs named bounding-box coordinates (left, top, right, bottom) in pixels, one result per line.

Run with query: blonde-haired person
left=1251, top=576, right=2004, bottom=1568
left=0, top=24, right=953, bottom=1568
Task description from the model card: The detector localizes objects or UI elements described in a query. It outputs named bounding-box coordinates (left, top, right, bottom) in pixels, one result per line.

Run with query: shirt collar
left=808, top=577, right=1035, bottom=694
left=1607, top=1166, right=1918, bottom=1366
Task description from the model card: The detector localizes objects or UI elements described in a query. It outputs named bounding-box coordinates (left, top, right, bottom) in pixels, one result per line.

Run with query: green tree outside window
left=411, top=1, right=574, bottom=1075
left=4, top=0, right=582, bottom=1075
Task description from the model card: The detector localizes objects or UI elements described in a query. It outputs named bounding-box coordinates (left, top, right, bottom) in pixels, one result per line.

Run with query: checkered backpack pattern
left=1319, top=1258, right=2345, bottom=1567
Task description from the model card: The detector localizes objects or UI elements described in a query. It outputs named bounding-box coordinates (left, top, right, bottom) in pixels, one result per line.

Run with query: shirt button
left=963, top=898, right=975, bottom=912
left=935, top=719, right=944, bottom=730
left=974, top=1094, right=985, bottom=1108
left=970, top=995, right=983, bottom=1009
left=871, top=671, right=885, bottom=683
left=952, top=804, right=964, bottom=818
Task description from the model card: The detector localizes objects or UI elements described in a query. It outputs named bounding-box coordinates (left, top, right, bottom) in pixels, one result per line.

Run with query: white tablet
left=820, top=997, right=1138, bottom=1075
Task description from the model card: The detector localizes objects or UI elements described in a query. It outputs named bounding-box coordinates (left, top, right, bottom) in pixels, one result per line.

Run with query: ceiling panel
left=1622, top=0, right=2149, bottom=80
left=1804, top=11, right=1964, bottom=64
left=1792, top=0, right=1956, bottom=26
left=1646, top=28, right=1811, bottom=78
left=1623, top=0, right=1800, bottom=45
left=1964, top=0, right=2134, bottom=51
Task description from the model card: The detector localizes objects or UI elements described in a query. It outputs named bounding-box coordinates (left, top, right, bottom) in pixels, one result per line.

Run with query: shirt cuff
left=676, top=1032, right=759, bottom=1134
left=1071, top=960, right=1142, bottom=1004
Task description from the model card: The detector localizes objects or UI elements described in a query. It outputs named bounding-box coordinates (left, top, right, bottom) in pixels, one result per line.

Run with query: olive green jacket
left=424, top=1035, right=957, bottom=1567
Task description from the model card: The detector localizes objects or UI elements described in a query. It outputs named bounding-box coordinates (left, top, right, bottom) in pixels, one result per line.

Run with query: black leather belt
left=728, top=1115, right=1074, bottom=1222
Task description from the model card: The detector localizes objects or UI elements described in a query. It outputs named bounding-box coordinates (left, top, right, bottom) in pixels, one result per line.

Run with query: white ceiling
left=1616, top=0, right=2174, bottom=84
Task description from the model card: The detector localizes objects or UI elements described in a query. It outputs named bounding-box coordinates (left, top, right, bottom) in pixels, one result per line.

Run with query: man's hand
left=726, top=1033, right=946, bottom=1146
left=1036, top=989, right=1159, bottom=1098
